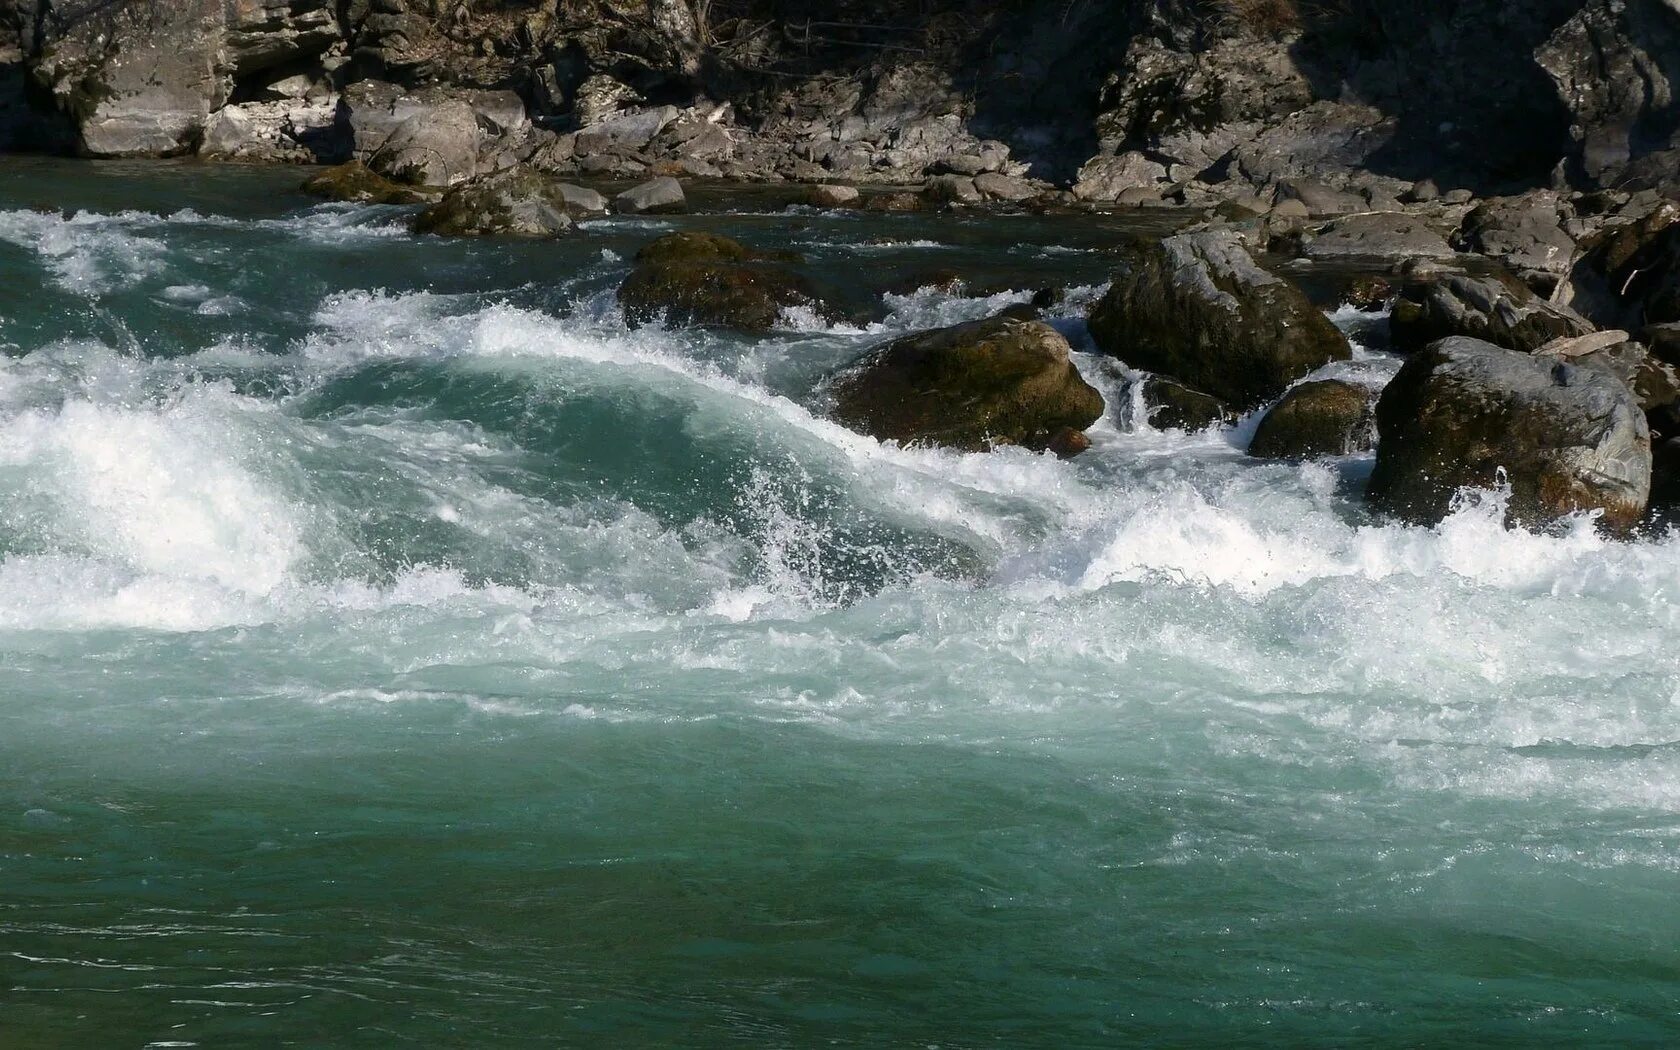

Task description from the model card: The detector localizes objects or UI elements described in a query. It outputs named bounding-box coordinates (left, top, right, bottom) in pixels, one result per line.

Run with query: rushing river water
left=2, top=159, right=1678, bottom=1047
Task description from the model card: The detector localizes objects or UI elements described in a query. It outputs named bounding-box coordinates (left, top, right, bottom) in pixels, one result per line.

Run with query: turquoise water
left=2, top=159, right=1679, bottom=1047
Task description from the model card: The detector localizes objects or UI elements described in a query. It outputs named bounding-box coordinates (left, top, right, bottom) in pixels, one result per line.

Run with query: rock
left=554, top=184, right=609, bottom=218
left=368, top=102, right=481, bottom=187
left=301, top=161, right=432, bottom=205
left=1645, top=322, right=1680, bottom=366
left=1403, top=179, right=1441, bottom=204
left=618, top=232, right=823, bottom=331
left=1341, top=275, right=1394, bottom=312
left=1134, top=376, right=1232, bottom=432
left=804, top=184, right=860, bottom=208
left=1558, top=202, right=1680, bottom=330
left=862, top=192, right=925, bottom=213
left=827, top=316, right=1104, bottom=453
left=924, top=175, right=984, bottom=206
left=575, top=106, right=679, bottom=155
left=613, top=177, right=687, bottom=215
left=1047, top=427, right=1093, bottom=459
left=1274, top=178, right=1367, bottom=217
left=1453, top=193, right=1578, bottom=275
left=1367, top=337, right=1651, bottom=530
left=1536, top=337, right=1680, bottom=415
left=1390, top=274, right=1596, bottom=354
left=973, top=173, right=1038, bottom=202
left=412, top=167, right=575, bottom=238
left=1072, top=152, right=1169, bottom=201
left=1087, top=231, right=1350, bottom=410
left=1299, top=213, right=1457, bottom=261
left=1248, top=380, right=1378, bottom=459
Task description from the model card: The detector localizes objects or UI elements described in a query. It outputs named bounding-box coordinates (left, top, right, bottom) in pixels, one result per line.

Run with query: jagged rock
left=618, top=232, right=823, bottom=331
left=1390, top=274, right=1596, bottom=354
left=1072, top=152, right=1169, bottom=201
left=827, top=316, right=1104, bottom=453
left=1559, top=201, right=1680, bottom=330
left=1134, top=376, right=1231, bottom=432
left=614, top=177, right=686, bottom=215
left=1536, top=336, right=1680, bottom=414
left=1367, top=336, right=1652, bottom=530
left=1087, top=231, right=1350, bottom=410
left=575, top=107, right=679, bottom=155
left=1299, top=213, right=1456, bottom=261
left=412, top=167, right=575, bottom=237
left=1453, top=194, right=1578, bottom=275
left=301, top=160, right=432, bottom=205
left=1248, top=380, right=1378, bottom=459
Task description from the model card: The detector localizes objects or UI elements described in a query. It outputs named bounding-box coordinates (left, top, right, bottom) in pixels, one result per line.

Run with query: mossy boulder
left=411, top=166, right=577, bottom=237
left=826, top=314, right=1104, bottom=453
left=1248, top=379, right=1377, bottom=459
left=1367, top=336, right=1651, bottom=530
left=1087, top=230, right=1350, bottom=410
left=1390, top=273, right=1595, bottom=354
left=617, top=232, right=826, bottom=331
left=301, top=161, right=433, bottom=205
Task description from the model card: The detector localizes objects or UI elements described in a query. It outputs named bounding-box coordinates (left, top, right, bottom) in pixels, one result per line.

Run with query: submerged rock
left=412, top=167, right=575, bottom=238
left=301, top=161, right=432, bottom=205
left=1248, top=380, right=1377, bottom=459
left=1390, top=274, right=1596, bottom=354
left=618, top=232, right=824, bottom=331
left=1367, top=336, right=1651, bottom=530
left=1087, top=231, right=1349, bottom=410
left=827, top=315, right=1103, bottom=453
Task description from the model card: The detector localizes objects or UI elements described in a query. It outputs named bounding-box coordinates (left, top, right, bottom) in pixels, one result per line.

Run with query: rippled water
left=2, top=159, right=1678, bottom=1047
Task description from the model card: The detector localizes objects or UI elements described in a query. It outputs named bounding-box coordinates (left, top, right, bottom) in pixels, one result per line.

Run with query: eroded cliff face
left=2, top=0, right=1679, bottom=199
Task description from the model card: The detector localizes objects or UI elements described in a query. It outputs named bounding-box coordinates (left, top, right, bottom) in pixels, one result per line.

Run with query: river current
left=2, top=159, right=1678, bottom=1047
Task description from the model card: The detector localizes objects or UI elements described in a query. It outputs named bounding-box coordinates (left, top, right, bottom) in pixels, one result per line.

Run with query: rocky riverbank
left=6, top=0, right=1680, bottom=529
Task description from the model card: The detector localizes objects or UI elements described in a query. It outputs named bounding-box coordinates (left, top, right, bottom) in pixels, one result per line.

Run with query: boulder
left=618, top=232, right=824, bottom=331
left=575, top=106, right=679, bottom=155
left=1299, top=213, right=1456, bottom=261
left=924, top=175, right=984, bottom=206
left=1248, top=380, right=1377, bottom=459
left=368, top=103, right=481, bottom=187
left=1072, top=152, right=1169, bottom=201
left=804, top=184, right=860, bottom=208
left=1367, top=337, right=1651, bottom=530
left=614, top=177, right=687, bottom=215
left=973, top=173, right=1038, bottom=202
left=555, top=183, right=610, bottom=218
left=1453, top=193, right=1577, bottom=275
left=1134, top=376, right=1232, bottom=432
left=412, top=167, right=575, bottom=238
left=1086, top=231, right=1350, bottom=410
left=1390, top=274, right=1596, bottom=354
left=1558, top=202, right=1680, bottom=330
left=301, top=160, right=433, bottom=205
left=1274, top=178, right=1367, bottom=217
left=827, top=316, right=1104, bottom=453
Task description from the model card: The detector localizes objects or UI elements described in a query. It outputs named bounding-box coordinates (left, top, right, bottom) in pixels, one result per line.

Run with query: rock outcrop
left=826, top=315, right=1104, bottom=453
left=1367, top=336, right=1652, bottom=530
left=1390, top=275, right=1597, bottom=354
left=1087, top=230, right=1349, bottom=410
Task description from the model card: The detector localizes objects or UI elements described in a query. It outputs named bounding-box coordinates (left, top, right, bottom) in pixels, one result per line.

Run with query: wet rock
left=862, top=192, right=926, bottom=214
left=301, top=161, right=432, bottom=205
left=924, top=175, right=984, bottom=207
left=1341, top=275, right=1394, bottom=312
left=1134, top=376, right=1232, bottom=432
left=1367, top=336, right=1651, bottom=530
left=1299, top=213, right=1456, bottom=261
left=412, top=167, right=575, bottom=238
left=1537, top=335, right=1680, bottom=415
left=1390, top=274, right=1596, bottom=354
left=973, top=173, right=1038, bottom=203
left=827, top=316, right=1104, bottom=453
left=1248, top=380, right=1378, bottom=459
left=555, top=183, right=609, bottom=218
left=1453, top=193, right=1578, bottom=275
left=1087, top=230, right=1350, bottom=411
left=804, top=184, right=860, bottom=208
left=618, top=232, right=824, bottom=331
left=614, top=177, right=687, bottom=215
